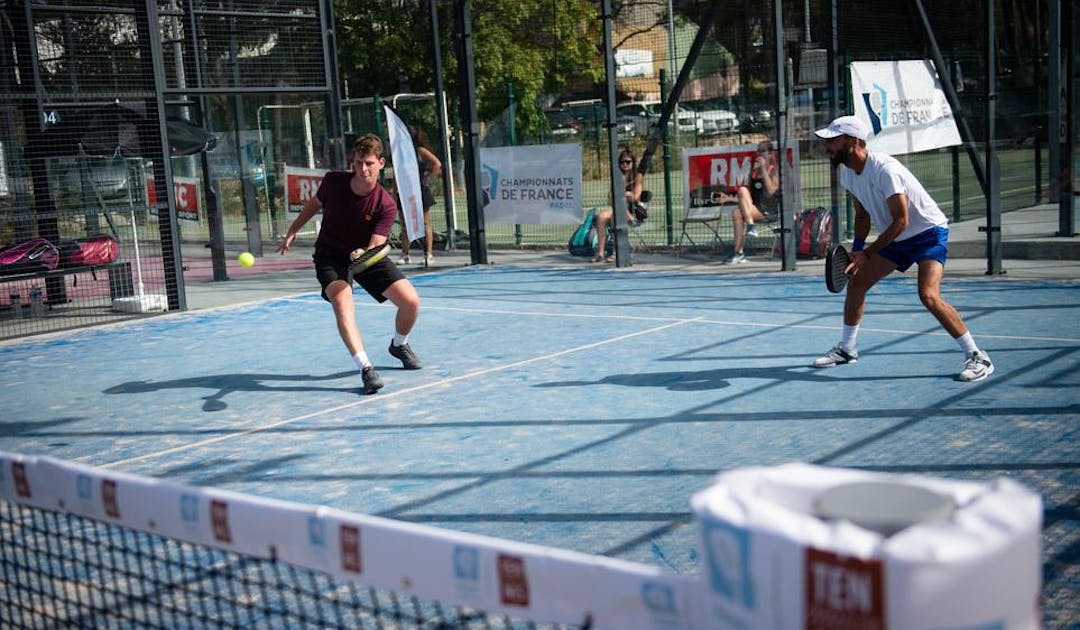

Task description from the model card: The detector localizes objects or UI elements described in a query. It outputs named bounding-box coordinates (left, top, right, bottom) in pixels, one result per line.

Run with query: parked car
left=561, top=98, right=604, bottom=128
left=685, top=101, right=740, bottom=135
left=738, top=103, right=775, bottom=131
left=616, top=101, right=698, bottom=137
left=543, top=108, right=581, bottom=137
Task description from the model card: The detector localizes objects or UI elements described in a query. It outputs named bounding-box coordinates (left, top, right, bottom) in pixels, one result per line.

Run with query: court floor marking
left=99, top=316, right=705, bottom=470
left=423, top=304, right=1080, bottom=344
left=69, top=296, right=1080, bottom=470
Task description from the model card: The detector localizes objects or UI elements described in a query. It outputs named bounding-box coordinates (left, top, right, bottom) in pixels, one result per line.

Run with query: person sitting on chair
left=593, top=148, right=646, bottom=263
left=713, top=140, right=779, bottom=264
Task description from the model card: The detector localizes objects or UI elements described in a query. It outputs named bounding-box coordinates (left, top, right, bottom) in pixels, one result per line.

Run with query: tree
left=333, top=0, right=600, bottom=139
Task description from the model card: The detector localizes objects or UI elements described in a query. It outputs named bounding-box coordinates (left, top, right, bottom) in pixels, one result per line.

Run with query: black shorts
left=421, top=183, right=435, bottom=210
left=313, top=254, right=405, bottom=303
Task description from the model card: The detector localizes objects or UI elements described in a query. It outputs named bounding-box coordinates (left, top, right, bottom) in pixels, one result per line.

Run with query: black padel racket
left=825, top=244, right=851, bottom=293
left=348, top=244, right=391, bottom=277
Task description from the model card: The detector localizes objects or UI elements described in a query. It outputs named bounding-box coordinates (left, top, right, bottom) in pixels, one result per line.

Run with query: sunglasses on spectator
left=619, top=160, right=633, bottom=164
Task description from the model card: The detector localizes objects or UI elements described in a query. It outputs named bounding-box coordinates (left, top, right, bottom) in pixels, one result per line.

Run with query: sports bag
left=568, top=209, right=615, bottom=257
left=568, top=209, right=600, bottom=257
left=795, top=207, right=833, bottom=259
left=58, top=235, right=120, bottom=267
left=0, top=238, right=60, bottom=276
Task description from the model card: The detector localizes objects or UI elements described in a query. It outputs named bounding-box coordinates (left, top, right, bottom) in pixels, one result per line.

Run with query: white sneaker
left=746, top=225, right=758, bottom=237
left=958, top=350, right=994, bottom=382
left=813, top=344, right=858, bottom=368
left=424, top=253, right=434, bottom=265
left=398, top=254, right=412, bottom=265
left=725, top=252, right=747, bottom=264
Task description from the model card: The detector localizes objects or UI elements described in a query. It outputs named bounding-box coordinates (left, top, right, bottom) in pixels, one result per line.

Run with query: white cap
left=814, top=115, right=870, bottom=141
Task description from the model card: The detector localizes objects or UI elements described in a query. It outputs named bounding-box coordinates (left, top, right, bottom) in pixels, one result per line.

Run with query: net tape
left=0, top=452, right=699, bottom=629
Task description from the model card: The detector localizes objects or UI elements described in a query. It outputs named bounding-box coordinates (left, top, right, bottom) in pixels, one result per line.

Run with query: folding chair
left=676, top=203, right=731, bottom=252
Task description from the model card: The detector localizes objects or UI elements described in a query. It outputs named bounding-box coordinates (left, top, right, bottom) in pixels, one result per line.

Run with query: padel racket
left=348, top=244, right=391, bottom=277
left=824, top=244, right=851, bottom=293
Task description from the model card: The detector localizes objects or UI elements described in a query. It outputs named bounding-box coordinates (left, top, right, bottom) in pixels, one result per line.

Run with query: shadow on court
left=104, top=370, right=363, bottom=411
left=1, top=265, right=1078, bottom=626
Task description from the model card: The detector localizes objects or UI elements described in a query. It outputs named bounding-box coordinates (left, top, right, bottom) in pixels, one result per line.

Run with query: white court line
left=100, top=316, right=704, bottom=469
left=98, top=299, right=1080, bottom=468
left=422, top=305, right=1080, bottom=344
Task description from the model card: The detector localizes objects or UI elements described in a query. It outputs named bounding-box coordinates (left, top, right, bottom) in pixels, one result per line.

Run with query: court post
left=601, top=0, right=631, bottom=266
left=453, top=0, right=488, bottom=264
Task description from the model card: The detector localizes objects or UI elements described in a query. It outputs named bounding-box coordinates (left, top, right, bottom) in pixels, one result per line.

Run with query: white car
left=686, top=102, right=740, bottom=135
left=617, top=101, right=698, bottom=137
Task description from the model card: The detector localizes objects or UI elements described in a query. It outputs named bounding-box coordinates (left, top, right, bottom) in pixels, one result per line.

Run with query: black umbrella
left=60, top=103, right=216, bottom=158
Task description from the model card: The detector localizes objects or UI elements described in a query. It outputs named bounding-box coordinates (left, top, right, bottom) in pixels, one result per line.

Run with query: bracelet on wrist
left=852, top=238, right=866, bottom=252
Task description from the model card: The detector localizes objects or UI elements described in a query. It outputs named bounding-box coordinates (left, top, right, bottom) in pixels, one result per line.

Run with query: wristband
left=852, top=238, right=866, bottom=252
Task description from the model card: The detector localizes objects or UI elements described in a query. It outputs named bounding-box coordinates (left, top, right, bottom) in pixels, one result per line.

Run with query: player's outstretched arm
left=279, top=196, right=322, bottom=254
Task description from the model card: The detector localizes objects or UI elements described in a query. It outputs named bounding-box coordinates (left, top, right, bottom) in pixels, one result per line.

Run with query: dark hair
left=410, top=126, right=431, bottom=150
left=618, top=148, right=637, bottom=179
left=352, top=133, right=383, bottom=160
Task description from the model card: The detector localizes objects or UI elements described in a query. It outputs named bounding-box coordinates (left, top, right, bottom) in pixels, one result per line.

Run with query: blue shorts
left=878, top=226, right=948, bottom=272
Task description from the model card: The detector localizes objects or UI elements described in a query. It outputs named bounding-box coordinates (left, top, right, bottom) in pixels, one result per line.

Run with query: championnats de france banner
left=384, top=106, right=425, bottom=243
left=479, top=144, right=582, bottom=225
left=850, top=60, right=961, bottom=155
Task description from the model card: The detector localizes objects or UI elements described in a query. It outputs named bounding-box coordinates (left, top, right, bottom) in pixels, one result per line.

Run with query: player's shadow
left=104, top=370, right=359, bottom=412
left=536, top=365, right=916, bottom=391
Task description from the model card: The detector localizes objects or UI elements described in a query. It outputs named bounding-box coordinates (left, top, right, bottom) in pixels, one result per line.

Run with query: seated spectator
left=593, top=148, right=645, bottom=262
left=712, top=140, right=779, bottom=264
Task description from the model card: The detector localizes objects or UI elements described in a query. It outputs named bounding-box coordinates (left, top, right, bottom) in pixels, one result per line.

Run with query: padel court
left=1, top=265, right=1078, bottom=624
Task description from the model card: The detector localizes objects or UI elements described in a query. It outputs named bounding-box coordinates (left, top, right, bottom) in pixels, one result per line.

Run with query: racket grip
left=349, top=247, right=366, bottom=263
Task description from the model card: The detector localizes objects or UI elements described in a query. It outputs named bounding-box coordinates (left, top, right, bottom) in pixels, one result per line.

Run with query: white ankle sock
left=352, top=351, right=371, bottom=369
left=392, top=333, right=408, bottom=347
left=955, top=331, right=978, bottom=354
left=841, top=324, right=859, bottom=351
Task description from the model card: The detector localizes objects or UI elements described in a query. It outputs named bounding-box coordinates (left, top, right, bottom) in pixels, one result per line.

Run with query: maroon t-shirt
left=313, top=170, right=398, bottom=260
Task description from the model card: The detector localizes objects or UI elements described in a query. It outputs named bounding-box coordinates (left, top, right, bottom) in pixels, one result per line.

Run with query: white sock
left=392, top=332, right=408, bottom=347
left=351, top=351, right=371, bottom=370
left=841, top=324, right=859, bottom=351
left=955, top=331, right=978, bottom=355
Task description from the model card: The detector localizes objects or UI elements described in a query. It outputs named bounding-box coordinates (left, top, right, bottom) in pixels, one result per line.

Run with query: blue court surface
left=2, top=265, right=1078, bottom=625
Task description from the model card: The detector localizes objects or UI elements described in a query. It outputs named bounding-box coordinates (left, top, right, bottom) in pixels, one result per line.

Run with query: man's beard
left=829, top=143, right=851, bottom=167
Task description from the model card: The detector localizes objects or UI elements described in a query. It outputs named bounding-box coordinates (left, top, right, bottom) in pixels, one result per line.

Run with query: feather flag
left=384, top=106, right=425, bottom=243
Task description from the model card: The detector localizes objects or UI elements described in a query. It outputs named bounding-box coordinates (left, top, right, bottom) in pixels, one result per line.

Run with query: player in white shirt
left=811, top=115, right=994, bottom=382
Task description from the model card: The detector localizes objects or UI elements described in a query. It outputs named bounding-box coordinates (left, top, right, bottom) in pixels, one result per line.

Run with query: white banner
left=383, top=106, right=425, bottom=243
left=850, top=60, right=961, bottom=155
left=478, top=144, right=582, bottom=225
left=616, top=49, right=653, bottom=78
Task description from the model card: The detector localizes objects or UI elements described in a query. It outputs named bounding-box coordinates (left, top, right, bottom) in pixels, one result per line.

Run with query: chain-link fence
left=1, top=0, right=338, bottom=340
left=2, top=1, right=1073, bottom=337
left=444, top=0, right=1063, bottom=255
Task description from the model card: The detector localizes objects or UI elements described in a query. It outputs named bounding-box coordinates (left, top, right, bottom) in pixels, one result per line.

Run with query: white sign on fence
left=850, top=60, right=961, bottom=155
left=478, top=144, right=582, bottom=225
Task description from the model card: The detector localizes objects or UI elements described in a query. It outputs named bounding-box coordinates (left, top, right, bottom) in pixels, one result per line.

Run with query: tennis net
left=0, top=452, right=698, bottom=629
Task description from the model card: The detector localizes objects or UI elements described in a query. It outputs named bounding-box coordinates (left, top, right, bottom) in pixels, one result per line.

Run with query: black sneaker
left=389, top=342, right=422, bottom=369
left=361, top=365, right=384, bottom=394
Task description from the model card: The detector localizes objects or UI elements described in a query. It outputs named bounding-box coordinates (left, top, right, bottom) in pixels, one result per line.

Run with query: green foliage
left=332, top=0, right=601, bottom=139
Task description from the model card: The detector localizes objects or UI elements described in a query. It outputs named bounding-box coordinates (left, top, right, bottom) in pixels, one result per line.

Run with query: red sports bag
left=58, top=235, right=120, bottom=267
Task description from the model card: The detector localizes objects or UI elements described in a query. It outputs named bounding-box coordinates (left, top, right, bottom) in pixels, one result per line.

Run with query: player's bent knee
left=919, top=291, right=942, bottom=310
